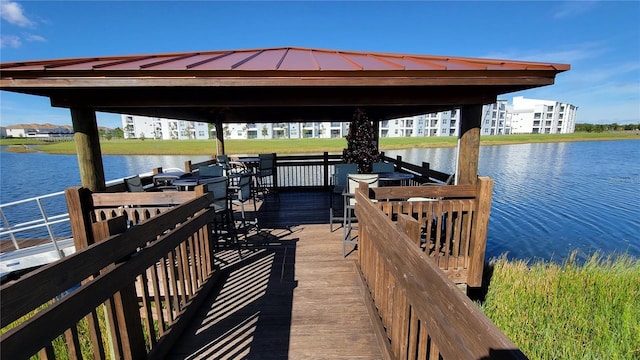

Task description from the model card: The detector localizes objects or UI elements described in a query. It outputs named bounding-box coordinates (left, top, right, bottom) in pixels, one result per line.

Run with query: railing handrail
left=355, top=181, right=524, bottom=359
left=1, top=191, right=214, bottom=359
left=0, top=171, right=157, bottom=252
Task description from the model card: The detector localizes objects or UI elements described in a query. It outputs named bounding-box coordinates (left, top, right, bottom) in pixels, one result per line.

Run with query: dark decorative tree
left=342, top=108, right=380, bottom=173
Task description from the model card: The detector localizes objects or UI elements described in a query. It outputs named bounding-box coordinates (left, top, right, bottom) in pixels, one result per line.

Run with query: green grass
left=481, top=252, right=640, bottom=359
left=2, top=132, right=637, bottom=155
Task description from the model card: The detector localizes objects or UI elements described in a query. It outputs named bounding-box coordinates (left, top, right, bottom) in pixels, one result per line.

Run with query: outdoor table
left=173, top=173, right=242, bottom=191
left=377, top=172, right=414, bottom=186
left=153, top=171, right=187, bottom=184
left=236, top=157, right=260, bottom=172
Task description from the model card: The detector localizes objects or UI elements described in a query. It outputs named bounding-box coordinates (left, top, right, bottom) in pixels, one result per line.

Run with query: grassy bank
left=481, top=253, right=640, bottom=359
left=1, top=132, right=637, bottom=155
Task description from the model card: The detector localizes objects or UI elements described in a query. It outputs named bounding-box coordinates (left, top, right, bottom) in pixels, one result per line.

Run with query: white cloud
left=0, top=0, right=33, bottom=27
left=25, top=33, right=46, bottom=42
left=552, top=1, right=598, bottom=20
left=0, top=34, right=21, bottom=48
left=481, top=41, right=607, bottom=65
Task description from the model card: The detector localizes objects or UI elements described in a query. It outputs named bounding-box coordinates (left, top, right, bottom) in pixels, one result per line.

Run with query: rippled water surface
left=386, top=140, right=640, bottom=261
left=2, top=140, right=638, bottom=261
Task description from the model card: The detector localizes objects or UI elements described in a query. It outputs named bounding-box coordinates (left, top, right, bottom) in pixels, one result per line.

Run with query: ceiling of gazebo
left=0, top=46, right=570, bottom=123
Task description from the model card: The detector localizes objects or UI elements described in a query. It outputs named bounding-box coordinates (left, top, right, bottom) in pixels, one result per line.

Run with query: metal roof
left=0, top=47, right=568, bottom=72
left=0, top=46, right=570, bottom=122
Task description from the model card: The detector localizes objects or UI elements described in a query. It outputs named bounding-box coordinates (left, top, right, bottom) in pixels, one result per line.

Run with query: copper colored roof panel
left=0, top=46, right=570, bottom=123
left=0, top=46, right=570, bottom=73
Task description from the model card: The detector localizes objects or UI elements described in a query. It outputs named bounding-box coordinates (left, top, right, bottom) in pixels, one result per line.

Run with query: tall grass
left=481, top=252, right=640, bottom=359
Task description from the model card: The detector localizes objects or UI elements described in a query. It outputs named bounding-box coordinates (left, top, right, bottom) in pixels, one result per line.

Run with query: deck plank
left=167, top=191, right=383, bottom=359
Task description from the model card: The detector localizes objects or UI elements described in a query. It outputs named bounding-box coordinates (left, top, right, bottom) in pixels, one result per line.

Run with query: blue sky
left=1, top=1, right=638, bottom=129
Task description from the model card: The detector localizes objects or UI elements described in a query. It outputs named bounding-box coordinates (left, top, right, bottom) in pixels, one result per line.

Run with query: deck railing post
left=323, top=152, right=329, bottom=190
left=184, top=161, right=192, bottom=173
left=65, top=186, right=96, bottom=250
left=272, top=153, right=279, bottom=191
left=421, top=162, right=430, bottom=181
left=468, top=176, right=493, bottom=287
left=395, top=155, right=402, bottom=171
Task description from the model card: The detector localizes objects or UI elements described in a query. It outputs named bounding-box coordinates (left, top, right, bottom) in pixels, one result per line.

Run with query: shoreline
left=1, top=132, right=638, bottom=155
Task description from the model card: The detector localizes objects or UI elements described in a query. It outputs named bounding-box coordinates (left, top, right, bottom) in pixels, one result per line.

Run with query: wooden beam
left=70, top=108, right=106, bottom=191
left=457, top=104, right=482, bottom=185
left=215, top=120, right=225, bottom=155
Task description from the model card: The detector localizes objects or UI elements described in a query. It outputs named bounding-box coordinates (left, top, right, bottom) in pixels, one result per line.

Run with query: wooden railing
left=355, top=180, right=526, bottom=359
left=187, top=153, right=450, bottom=191
left=1, top=187, right=219, bottom=359
left=369, top=177, right=493, bottom=287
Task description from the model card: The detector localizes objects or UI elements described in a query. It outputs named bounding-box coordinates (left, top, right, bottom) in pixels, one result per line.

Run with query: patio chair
left=216, top=155, right=245, bottom=176
left=199, top=176, right=240, bottom=253
left=329, top=163, right=358, bottom=232
left=254, top=153, right=278, bottom=200
left=372, top=161, right=394, bottom=174
left=198, top=164, right=224, bottom=178
left=124, top=175, right=145, bottom=192
left=343, top=173, right=379, bottom=258
left=230, top=173, right=258, bottom=230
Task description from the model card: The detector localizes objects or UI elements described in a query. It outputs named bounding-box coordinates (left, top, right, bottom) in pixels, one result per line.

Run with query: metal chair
left=329, top=163, right=358, bottom=232
left=199, top=176, right=239, bottom=252
left=254, top=153, right=277, bottom=199
left=230, top=173, right=257, bottom=229
left=124, top=175, right=145, bottom=192
left=198, top=164, right=224, bottom=178
left=343, top=173, right=379, bottom=257
left=372, top=161, right=394, bottom=174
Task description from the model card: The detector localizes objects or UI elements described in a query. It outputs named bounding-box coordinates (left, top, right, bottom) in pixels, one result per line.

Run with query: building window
left=547, top=105, right=554, bottom=112
left=534, top=113, right=542, bottom=119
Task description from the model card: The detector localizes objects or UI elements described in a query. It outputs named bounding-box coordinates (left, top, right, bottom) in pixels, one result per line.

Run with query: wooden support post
left=372, top=119, right=380, bottom=150
left=457, top=104, right=482, bottom=185
left=70, top=108, right=106, bottom=192
left=215, top=120, right=225, bottom=155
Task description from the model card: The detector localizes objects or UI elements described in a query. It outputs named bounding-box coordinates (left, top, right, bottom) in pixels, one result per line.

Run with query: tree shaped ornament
left=342, top=108, right=380, bottom=173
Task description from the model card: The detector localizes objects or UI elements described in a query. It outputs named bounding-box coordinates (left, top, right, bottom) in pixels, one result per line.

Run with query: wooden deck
left=167, top=190, right=384, bottom=359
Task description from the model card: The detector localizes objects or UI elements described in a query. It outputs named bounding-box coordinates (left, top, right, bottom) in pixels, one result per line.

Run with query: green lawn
left=2, top=132, right=637, bottom=155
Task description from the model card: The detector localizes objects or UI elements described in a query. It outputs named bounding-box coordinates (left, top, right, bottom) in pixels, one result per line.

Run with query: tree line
left=575, top=123, right=639, bottom=133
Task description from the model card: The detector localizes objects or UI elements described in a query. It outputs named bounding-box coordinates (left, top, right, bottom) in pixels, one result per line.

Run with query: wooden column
left=457, top=104, right=482, bottom=185
left=372, top=119, right=380, bottom=151
left=215, top=120, right=225, bottom=155
left=70, top=108, right=106, bottom=192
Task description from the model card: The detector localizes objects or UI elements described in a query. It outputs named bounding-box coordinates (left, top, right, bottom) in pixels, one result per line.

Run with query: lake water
left=1, top=140, right=638, bottom=261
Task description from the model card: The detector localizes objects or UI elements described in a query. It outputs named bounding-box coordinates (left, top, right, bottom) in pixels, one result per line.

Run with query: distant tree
left=262, top=125, right=268, bottom=138
left=140, top=132, right=145, bottom=141
left=113, top=127, right=124, bottom=138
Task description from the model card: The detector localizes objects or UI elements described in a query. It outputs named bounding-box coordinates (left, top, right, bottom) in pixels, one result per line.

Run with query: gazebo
left=1, top=47, right=571, bottom=359
left=0, top=46, right=569, bottom=191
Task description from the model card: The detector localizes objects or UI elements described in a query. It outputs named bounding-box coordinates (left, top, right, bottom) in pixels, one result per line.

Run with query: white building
left=119, top=96, right=577, bottom=140
left=508, top=96, right=577, bottom=134
left=121, top=115, right=209, bottom=140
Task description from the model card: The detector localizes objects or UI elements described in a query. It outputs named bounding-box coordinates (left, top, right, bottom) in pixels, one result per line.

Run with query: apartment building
left=120, top=97, right=576, bottom=140
left=508, top=96, right=577, bottom=134
left=121, top=115, right=209, bottom=140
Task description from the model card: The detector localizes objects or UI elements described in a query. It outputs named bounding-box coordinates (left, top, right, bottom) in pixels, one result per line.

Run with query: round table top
left=236, top=157, right=260, bottom=163
left=377, top=172, right=414, bottom=181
